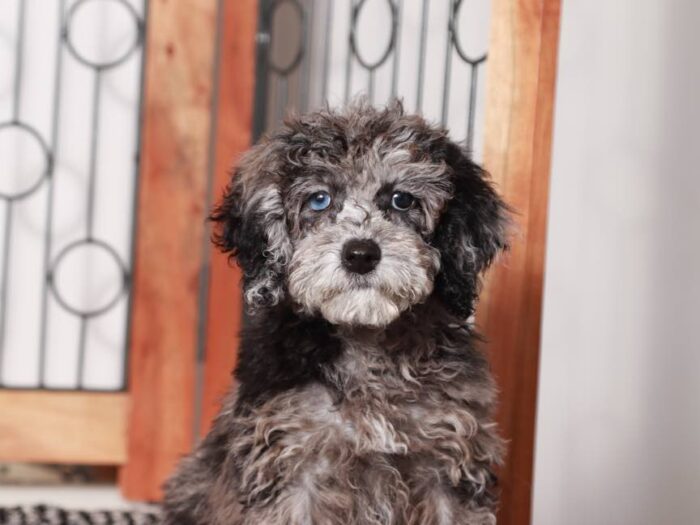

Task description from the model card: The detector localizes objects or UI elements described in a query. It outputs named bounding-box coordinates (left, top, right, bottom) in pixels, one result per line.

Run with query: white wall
left=533, top=1, right=700, bottom=524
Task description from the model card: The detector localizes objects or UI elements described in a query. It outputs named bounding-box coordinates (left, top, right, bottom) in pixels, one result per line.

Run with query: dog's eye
left=308, top=191, right=332, bottom=211
left=391, top=191, right=415, bottom=211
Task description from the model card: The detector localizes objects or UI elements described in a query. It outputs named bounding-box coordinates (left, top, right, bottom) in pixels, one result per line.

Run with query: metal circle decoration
left=49, top=239, right=129, bottom=318
left=267, top=0, right=305, bottom=75
left=450, top=0, right=488, bottom=65
left=351, top=0, right=398, bottom=71
left=64, top=0, right=142, bottom=70
left=0, top=121, right=51, bottom=201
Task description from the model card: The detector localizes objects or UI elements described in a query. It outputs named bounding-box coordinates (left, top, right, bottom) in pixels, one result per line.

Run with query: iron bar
left=0, top=205, right=13, bottom=381
left=321, top=0, right=333, bottom=104
left=415, top=0, right=430, bottom=112
left=85, top=72, right=102, bottom=241
left=343, top=0, right=355, bottom=104
left=11, top=0, right=27, bottom=123
left=390, top=0, right=402, bottom=99
left=466, top=64, right=479, bottom=151
left=441, top=16, right=454, bottom=127
left=300, top=0, right=314, bottom=111
left=37, top=0, right=66, bottom=388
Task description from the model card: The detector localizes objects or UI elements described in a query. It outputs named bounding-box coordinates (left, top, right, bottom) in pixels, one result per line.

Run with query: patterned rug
left=0, top=506, right=160, bottom=525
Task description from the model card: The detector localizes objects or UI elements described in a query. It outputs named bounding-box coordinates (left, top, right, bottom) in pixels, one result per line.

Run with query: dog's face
left=211, top=102, right=508, bottom=327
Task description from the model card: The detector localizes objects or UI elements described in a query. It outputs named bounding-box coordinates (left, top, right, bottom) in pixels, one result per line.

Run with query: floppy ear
left=432, top=142, right=510, bottom=319
left=210, top=141, right=292, bottom=309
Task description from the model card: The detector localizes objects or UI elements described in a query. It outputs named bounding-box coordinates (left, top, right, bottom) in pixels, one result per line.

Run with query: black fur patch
left=235, top=305, right=343, bottom=407
left=432, top=142, right=509, bottom=318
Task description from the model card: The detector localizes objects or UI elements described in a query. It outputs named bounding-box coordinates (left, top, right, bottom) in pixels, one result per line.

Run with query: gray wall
left=532, top=1, right=700, bottom=524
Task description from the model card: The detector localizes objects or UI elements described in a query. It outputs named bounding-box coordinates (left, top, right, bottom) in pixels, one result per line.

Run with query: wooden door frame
left=480, top=0, right=561, bottom=523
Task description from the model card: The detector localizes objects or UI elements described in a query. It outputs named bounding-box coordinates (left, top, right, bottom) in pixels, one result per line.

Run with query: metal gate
left=0, top=0, right=146, bottom=391
left=251, top=0, right=491, bottom=151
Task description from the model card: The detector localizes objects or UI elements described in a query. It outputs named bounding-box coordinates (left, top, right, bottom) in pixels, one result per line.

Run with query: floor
left=0, top=485, right=151, bottom=511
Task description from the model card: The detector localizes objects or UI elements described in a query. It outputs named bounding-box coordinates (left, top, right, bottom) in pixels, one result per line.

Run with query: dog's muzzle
left=341, top=238, right=381, bottom=275
left=287, top=218, right=438, bottom=327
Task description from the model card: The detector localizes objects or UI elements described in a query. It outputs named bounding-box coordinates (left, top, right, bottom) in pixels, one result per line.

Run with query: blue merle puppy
left=163, top=101, right=510, bottom=525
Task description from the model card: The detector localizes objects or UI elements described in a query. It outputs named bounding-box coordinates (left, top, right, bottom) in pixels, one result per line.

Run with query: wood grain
left=479, top=0, right=562, bottom=524
left=119, top=0, right=219, bottom=501
left=0, top=391, right=128, bottom=464
left=199, top=0, right=258, bottom=436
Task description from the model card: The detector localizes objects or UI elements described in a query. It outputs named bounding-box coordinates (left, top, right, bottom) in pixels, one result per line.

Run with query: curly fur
left=164, top=100, right=510, bottom=525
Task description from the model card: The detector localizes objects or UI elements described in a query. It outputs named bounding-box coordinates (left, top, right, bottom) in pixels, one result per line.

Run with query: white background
left=533, top=0, right=700, bottom=523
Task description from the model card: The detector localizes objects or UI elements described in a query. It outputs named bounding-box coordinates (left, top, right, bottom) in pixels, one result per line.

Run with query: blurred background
left=0, top=1, right=698, bottom=524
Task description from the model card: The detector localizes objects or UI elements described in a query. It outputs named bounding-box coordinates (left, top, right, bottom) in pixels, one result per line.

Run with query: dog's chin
left=318, top=289, right=404, bottom=328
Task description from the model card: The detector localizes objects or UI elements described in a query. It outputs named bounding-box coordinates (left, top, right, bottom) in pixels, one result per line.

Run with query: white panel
left=534, top=1, right=700, bottom=524
left=0, top=0, right=145, bottom=390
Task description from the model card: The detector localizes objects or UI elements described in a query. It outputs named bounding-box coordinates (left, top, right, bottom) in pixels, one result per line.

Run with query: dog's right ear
left=210, top=141, right=292, bottom=309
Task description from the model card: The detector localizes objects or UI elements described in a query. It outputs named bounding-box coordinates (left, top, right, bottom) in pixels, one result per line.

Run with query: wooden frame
left=480, top=0, right=561, bottom=523
left=0, top=391, right=127, bottom=464
left=119, top=0, right=222, bottom=500
left=199, top=0, right=257, bottom=436
left=119, top=0, right=258, bottom=500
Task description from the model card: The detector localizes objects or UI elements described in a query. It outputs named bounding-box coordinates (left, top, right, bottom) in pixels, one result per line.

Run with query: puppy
left=163, top=101, right=509, bottom=525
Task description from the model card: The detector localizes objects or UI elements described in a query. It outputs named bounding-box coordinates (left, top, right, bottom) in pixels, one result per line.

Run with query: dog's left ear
left=432, top=142, right=510, bottom=319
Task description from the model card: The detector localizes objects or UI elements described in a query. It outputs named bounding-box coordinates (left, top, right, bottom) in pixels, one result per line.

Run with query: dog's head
left=211, top=101, right=508, bottom=327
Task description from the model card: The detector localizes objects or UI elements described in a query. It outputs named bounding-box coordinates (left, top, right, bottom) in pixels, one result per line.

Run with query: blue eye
left=391, top=191, right=415, bottom=211
left=308, top=191, right=332, bottom=211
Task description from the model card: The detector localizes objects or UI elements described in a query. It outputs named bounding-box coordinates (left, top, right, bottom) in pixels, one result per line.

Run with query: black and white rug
left=0, top=506, right=160, bottom=525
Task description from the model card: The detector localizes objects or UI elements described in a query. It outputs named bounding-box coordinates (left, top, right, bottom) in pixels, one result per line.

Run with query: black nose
left=342, top=239, right=381, bottom=275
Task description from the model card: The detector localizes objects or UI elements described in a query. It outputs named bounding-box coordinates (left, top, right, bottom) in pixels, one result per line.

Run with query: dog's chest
left=323, top=340, right=481, bottom=457
left=227, top=337, right=498, bottom=523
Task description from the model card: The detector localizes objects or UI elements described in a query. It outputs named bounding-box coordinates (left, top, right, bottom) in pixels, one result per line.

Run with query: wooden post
left=120, top=0, right=219, bottom=501
left=479, top=0, right=561, bottom=523
left=199, top=0, right=258, bottom=436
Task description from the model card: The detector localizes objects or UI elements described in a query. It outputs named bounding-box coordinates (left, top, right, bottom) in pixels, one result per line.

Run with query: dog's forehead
left=293, top=140, right=441, bottom=190
left=276, top=109, right=456, bottom=209
left=347, top=144, right=414, bottom=189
